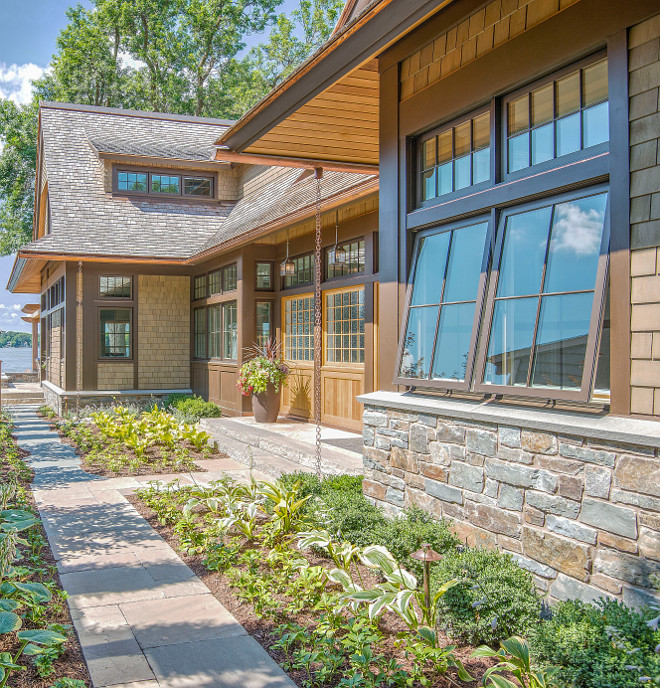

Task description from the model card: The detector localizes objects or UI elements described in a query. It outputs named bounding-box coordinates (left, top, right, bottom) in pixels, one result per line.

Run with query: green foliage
left=49, top=680, right=87, bottom=688
left=0, top=332, right=31, bottom=348
left=0, top=101, right=38, bottom=253
left=431, top=547, right=542, bottom=646
left=167, top=394, right=222, bottom=422
left=371, top=507, right=460, bottom=578
left=474, top=636, right=562, bottom=688
left=531, top=598, right=660, bottom=688
left=237, top=355, right=289, bottom=394
left=38, top=406, right=57, bottom=419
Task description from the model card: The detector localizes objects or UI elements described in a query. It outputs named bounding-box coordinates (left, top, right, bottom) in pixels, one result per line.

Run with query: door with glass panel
left=322, top=286, right=365, bottom=431
left=281, top=293, right=315, bottom=420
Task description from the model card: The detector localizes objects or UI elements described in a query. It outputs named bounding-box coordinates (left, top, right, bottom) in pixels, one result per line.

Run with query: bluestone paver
left=10, top=407, right=296, bottom=688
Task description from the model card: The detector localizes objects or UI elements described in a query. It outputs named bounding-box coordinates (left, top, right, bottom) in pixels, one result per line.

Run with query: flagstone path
left=10, top=406, right=295, bottom=688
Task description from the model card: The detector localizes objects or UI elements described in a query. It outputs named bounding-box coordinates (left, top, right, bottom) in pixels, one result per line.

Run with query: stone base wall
left=362, top=401, right=660, bottom=608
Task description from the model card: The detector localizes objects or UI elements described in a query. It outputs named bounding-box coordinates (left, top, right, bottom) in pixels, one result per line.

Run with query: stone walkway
left=10, top=407, right=296, bottom=688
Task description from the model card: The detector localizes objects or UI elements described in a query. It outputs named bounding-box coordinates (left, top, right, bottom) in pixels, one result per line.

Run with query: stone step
left=200, top=418, right=363, bottom=477
left=2, top=391, right=45, bottom=405
left=203, top=431, right=311, bottom=479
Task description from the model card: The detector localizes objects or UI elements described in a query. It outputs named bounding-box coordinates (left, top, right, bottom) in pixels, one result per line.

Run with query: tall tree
left=0, top=101, right=38, bottom=253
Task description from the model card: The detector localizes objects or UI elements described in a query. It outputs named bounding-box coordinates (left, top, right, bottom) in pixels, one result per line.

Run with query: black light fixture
left=329, top=209, right=347, bottom=264
left=280, top=230, right=295, bottom=277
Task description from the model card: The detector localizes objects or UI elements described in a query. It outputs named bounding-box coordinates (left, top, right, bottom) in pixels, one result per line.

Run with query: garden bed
left=0, top=413, right=90, bottom=688
left=38, top=404, right=222, bottom=477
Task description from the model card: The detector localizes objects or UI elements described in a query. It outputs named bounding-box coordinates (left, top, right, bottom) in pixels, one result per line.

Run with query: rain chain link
left=313, top=168, right=323, bottom=480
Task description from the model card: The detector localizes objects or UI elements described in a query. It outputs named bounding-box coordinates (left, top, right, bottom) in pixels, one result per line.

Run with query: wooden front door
left=280, top=286, right=365, bottom=431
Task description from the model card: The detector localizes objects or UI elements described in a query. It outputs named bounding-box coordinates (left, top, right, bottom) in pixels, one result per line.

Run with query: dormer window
left=114, top=168, right=214, bottom=199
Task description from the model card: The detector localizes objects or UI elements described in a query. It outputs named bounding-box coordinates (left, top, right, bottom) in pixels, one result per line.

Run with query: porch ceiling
left=233, top=60, right=379, bottom=167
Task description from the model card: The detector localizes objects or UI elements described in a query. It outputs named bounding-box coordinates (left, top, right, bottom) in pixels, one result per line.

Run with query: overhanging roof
left=215, top=0, right=455, bottom=167
left=7, top=256, right=44, bottom=294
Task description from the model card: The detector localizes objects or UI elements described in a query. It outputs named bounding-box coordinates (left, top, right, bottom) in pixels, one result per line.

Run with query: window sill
left=357, top=390, right=660, bottom=450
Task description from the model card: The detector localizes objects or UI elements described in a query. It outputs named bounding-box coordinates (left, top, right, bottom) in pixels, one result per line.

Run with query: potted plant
left=236, top=341, right=289, bottom=423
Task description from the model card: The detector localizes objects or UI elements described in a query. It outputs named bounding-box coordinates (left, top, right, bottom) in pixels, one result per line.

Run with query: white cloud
left=118, top=51, right=144, bottom=71
left=551, top=202, right=605, bottom=257
left=0, top=62, right=46, bottom=106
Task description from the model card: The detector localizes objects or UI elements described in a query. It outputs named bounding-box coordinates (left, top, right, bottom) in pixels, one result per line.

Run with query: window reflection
left=401, top=220, right=488, bottom=381
left=483, top=191, right=607, bottom=390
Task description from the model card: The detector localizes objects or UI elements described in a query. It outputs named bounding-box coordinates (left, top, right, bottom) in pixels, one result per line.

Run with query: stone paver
left=10, top=407, right=296, bottom=688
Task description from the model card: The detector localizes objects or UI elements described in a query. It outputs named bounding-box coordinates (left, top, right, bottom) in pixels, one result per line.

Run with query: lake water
left=0, top=347, right=34, bottom=373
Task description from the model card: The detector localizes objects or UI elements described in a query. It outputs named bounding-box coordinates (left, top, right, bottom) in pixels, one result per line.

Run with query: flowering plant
left=236, top=341, right=290, bottom=396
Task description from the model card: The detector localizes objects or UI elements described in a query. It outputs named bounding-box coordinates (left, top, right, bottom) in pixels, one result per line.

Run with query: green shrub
left=163, top=393, right=191, bottom=408
left=372, top=507, right=460, bottom=578
left=431, top=547, right=541, bottom=646
left=166, top=394, right=221, bottom=422
left=531, top=598, right=660, bottom=688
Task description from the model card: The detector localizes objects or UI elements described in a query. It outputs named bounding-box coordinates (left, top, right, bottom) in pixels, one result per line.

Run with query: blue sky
left=0, top=0, right=299, bottom=332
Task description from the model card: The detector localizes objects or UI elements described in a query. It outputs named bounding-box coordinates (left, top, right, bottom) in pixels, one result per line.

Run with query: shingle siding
left=629, top=13, right=660, bottom=416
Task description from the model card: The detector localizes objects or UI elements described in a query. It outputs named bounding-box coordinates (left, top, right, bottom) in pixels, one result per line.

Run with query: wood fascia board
left=187, top=180, right=379, bottom=264
left=217, top=0, right=454, bottom=153
left=213, top=149, right=379, bottom=175
left=17, top=251, right=186, bottom=265
left=97, top=151, right=231, bottom=171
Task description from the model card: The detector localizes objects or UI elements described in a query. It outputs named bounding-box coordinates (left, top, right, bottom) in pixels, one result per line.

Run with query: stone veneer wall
left=137, top=275, right=190, bottom=390
left=629, top=14, right=660, bottom=415
left=361, top=401, right=660, bottom=607
left=400, top=0, right=579, bottom=100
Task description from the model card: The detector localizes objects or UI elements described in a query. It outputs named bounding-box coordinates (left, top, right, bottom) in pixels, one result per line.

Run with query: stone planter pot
left=251, top=383, right=281, bottom=423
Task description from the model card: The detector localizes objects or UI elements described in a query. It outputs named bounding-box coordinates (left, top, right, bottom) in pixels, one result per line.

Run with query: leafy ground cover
left=130, top=473, right=566, bottom=688
left=0, top=412, right=90, bottom=688
left=38, top=404, right=219, bottom=477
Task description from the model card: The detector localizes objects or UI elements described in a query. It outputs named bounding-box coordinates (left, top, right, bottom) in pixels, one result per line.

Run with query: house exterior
left=8, top=103, right=378, bottom=430
left=8, top=0, right=660, bottom=606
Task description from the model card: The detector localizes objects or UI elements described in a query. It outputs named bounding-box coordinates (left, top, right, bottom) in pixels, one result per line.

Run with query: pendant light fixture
left=280, top=229, right=295, bottom=276
left=329, top=209, right=347, bottom=264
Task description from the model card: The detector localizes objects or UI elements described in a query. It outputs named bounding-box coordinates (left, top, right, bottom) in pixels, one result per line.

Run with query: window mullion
left=427, top=230, right=453, bottom=380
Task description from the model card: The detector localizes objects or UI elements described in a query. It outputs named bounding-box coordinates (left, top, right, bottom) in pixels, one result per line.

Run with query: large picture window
left=397, top=188, right=609, bottom=402
left=100, top=309, right=131, bottom=358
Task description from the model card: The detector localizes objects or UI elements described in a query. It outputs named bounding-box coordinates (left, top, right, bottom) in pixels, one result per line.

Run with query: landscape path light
left=410, top=542, right=443, bottom=612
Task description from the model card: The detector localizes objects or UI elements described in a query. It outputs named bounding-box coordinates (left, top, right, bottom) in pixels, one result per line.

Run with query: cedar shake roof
left=23, top=104, right=234, bottom=260
left=200, top=168, right=378, bottom=253
left=19, top=103, right=376, bottom=264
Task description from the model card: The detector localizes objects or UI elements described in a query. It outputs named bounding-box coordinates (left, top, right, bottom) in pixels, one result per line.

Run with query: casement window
left=283, top=294, right=314, bottom=361
left=100, top=308, right=131, bottom=358
left=256, top=262, right=273, bottom=290
left=115, top=170, right=214, bottom=199
left=283, top=253, right=314, bottom=289
left=194, top=308, right=207, bottom=359
left=419, top=110, right=491, bottom=205
left=206, top=301, right=237, bottom=360
left=256, top=301, right=272, bottom=348
left=397, top=187, right=609, bottom=401
left=325, top=287, right=365, bottom=364
left=325, top=239, right=366, bottom=280
left=505, top=58, right=608, bottom=175
left=100, top=276, right=131, bottom=299
left=222, top=302, right=238, bottom=360
left=193, top=264, right=237, bottom=301
left=222, top=264, right=237, bottom=292
left=194, top=275, right=207, bottom=300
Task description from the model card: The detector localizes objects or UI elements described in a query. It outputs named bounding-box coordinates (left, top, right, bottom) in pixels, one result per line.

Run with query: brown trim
left=214, top=150, right=379, bottom=175
left=96, top=305, right=134, bottom=362
left=19, top=251, right=186, bottom=264
left=99, top=152, right=231, bottom=173
left=606, top=30, right=631, bottom=416
left=112, top=165, right=217, bottom=201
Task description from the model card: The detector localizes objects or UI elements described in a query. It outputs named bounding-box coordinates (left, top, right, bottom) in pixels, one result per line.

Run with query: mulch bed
left=128, top=493, right=494, bottom=688
left=36, top=410, right=221, bottom=478
left=1, top=433, right=91, bottom=688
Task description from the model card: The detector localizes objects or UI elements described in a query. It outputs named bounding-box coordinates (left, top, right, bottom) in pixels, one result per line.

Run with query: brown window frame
left=98, top=307, right=133, bottom=360
left=255, top=261, right=274, bottom=291
left=417, top=105, right=492, bottom=209
left=395, top=185, right=610, bottom=403
left=282, top=252, right=314, bottom=290
left=192, top=263, right=238, bottom=302
left=324, top=237, right=367, bottom=281
left=99, top=275, right=132, bottom=299
left=113, top=167, right=215, bottom=201
left=255, top=300, right=273, bottom=348
left=193, top=307, right=207, bottom=360
left=501, top=51, right=609, bottom=183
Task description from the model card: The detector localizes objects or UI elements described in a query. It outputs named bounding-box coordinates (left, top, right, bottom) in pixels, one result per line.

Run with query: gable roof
left=21, top=103, right=235, bottom=261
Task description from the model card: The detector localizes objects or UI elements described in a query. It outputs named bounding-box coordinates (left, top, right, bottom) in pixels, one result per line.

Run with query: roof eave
left=217, top=0, right=453, bottom=154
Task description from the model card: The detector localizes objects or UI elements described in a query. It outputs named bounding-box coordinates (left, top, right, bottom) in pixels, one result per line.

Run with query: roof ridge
left=39, top=101, right=235, bottom=127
